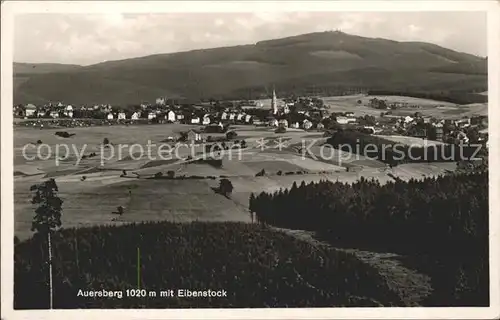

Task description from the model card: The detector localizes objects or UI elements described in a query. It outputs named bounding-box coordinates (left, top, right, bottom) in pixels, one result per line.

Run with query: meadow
left=14, top=123, right=461, bottom=241
left=319, top=94, right=487, bottom=119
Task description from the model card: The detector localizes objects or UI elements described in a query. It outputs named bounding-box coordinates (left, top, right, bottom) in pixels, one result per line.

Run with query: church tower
left=271, top=88, right=278, bottom=115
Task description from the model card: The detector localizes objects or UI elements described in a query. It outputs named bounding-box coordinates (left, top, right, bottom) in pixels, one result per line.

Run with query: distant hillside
left=14, top=31, right=487, bottom=105
left=14, top=63, right=82, bottom=75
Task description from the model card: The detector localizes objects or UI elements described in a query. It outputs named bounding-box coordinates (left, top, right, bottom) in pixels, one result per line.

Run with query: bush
left=154, top=172, right=163, bottom=178
left=226, top=131, right=238, bottom=140
left=255, top=169, right=266, bottom=177
left=55, top=131, right=74, bottom=138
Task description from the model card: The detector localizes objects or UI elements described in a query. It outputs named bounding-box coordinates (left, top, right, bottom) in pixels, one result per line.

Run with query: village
left=13, top=90, right=489, bottom=147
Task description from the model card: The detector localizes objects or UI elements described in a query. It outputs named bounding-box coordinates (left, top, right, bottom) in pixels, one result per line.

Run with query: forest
left=14, top=222, right=402, bottom=309
left=250, top=171, right=489, bottom=306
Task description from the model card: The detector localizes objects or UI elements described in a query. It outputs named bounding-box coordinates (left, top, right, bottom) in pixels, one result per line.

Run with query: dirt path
left=275, top=227, right=433, bottom=307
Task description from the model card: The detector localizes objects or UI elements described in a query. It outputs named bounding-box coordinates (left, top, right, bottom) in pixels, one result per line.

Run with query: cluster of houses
left=14, top=92, right=488, bottom=147
left=15, top=103, right=76, bottom=119
left=383, top=113, right=488, bottom=144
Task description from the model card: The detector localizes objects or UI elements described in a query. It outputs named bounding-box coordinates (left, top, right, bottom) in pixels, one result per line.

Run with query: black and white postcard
left=1, top=1, right=499, bottom=319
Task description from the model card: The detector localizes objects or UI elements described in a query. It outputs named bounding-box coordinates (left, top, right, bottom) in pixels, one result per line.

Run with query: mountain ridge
left=14, top=31, right=487, bottom=105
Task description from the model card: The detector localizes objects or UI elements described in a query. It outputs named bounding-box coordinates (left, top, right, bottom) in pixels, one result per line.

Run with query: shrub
left=226, top=131, right=238, bottom=140
left=154, top=172, right=163, bottom=178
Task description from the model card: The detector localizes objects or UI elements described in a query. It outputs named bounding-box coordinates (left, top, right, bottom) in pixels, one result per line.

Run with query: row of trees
left=250, top=173, right=487, bottom=254
left=367, top=90, right=487, bottom=105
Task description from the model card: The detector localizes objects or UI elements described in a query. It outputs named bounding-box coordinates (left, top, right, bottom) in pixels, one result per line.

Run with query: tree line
left=367, top=90, right=487, bottom=105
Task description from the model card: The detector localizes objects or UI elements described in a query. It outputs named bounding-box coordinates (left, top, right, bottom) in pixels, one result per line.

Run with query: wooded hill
left=14, top=31, right=487, bottom=105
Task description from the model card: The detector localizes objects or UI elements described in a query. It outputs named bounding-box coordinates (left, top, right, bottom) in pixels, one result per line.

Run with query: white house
left=229, top=113, right=236, bottom=121
left=221, top=112, right=228, bottom=120
left=191, top=117, right=200, bottom=124
left=25, top=104, right=37, bottom=117
left=50, top=110, right=59, bottom=118
left=423, top=117, right=432, bottom=124
left=245, top=115, right=252, bottom=123
left=148, top=112, right=156, bottom=120
left=107, top=113, right=114, bottom=120
left=404, top=116, right=414, bottom=124
left=156, top=97, right=166, bottom=105
left=64, top=105, right=73, bottom=117
left=283, top=105, right=290, bottom=114
left=336, top=116, right=356, bottom=125
left=269, top=119, right=279, bottom=127
left=202, top=116, right=211, bottom=125
left=237, top=113, right=245, bottom=121
left=176, top=113, right=185, bottom=121
left=455, top=118, right=471, bottom=128
left=278, top=119, right=289, bottom=128
left=291, top=122, right=300, bottom=129
left=364, top=126, right=382, bottom=134
left=118, top=112, right=126, bottom=120
left=317, top=123, right=325, bottom=130
left=131, top=112, right=140, bottom=120
left=167, top=110, right=176, bottom=122
left=187, top=129, right=203, bottom=143
left=303, top=119, right=313, bottom=130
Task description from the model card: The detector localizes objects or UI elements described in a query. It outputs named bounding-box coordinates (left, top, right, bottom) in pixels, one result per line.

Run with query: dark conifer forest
left=250, top=172, right=489, bottom=306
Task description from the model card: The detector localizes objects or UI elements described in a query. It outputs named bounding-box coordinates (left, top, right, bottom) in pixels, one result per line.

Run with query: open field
left=15, top=124, right=459, bottom=241
left=320, top=94, right=487, bottom=119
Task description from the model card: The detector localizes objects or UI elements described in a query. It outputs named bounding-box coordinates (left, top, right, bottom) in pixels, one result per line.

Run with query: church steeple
left=271, top=87, right=278, bottom=115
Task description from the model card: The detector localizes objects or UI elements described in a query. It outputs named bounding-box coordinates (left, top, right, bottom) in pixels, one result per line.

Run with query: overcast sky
left=14, top=11, right=487, bottom=66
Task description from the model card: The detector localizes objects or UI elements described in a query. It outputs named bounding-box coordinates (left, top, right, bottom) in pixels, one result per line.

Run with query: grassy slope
left=14, top=31, right=487, bottom=105
left=14, top=221, right=403, bottom=308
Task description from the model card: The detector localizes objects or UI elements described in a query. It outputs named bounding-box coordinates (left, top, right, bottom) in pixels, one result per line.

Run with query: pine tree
left=30, top=178, right=63, bottom=309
